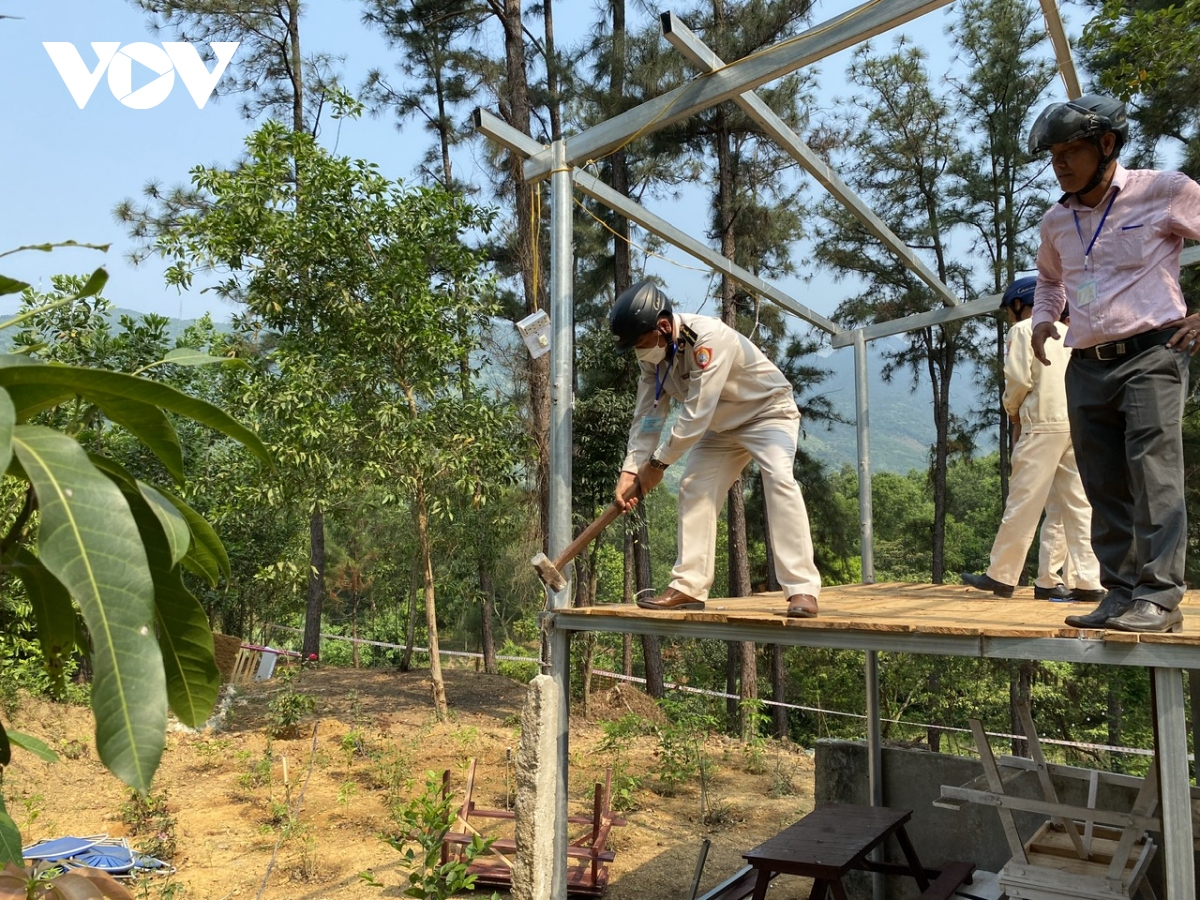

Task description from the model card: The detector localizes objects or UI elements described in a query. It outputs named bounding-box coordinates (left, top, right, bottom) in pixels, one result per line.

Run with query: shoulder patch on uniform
left=679, top=324, right=699, bottom=346
left=693, top=345, right=713, bottom=369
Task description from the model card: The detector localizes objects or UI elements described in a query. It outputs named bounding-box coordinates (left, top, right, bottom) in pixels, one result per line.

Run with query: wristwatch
left=649, top=457, right=669, bottom=470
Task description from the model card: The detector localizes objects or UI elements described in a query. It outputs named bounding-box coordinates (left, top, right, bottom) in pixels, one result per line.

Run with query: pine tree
left=815, top=39, right=982, bottom=586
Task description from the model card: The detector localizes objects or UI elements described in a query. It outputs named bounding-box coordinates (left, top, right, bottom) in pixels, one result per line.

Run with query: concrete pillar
left=511, top=674, right=562, bottom=900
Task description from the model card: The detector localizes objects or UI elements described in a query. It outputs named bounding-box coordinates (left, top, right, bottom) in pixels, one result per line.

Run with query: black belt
left=1073, top=327, right=1176, bottom=362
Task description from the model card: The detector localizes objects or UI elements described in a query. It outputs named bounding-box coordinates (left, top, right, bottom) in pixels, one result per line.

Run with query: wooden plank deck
left=547, top=583, right=1200, bottom=667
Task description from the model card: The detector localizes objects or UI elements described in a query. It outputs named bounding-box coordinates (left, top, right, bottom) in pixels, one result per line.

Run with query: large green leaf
left=0, top=359, right=271, bottom=467
left=0, top=276, right=29, bottom=297
left=163, top=490, right=229, bottom=585
left=6, top=731, right=55, bottom=763
left=3, top=546, right=75, bottom=695
left=138, top=484, right=190, bottom=567
left=12, top=425, right=166, bottom=792
left=116, top=478, right=218, bottom=729
left=0, top=801, right=20, bottom=868
left=150, top=348, right=249, bottom=370
left=1, top=383, right=75, bottom=422
left=87, top=391, right=185, bottom=484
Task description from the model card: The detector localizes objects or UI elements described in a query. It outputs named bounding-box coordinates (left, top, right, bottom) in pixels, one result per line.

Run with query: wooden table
left=741, top=804, right=974, bottom=900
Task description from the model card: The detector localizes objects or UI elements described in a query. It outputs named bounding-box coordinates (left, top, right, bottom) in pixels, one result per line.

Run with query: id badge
left=1077, top=279, right=1096, bottom=307
left=640, top=414, right=665, bottom=434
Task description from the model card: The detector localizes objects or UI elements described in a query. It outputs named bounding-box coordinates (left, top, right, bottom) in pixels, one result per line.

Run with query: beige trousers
left=1039, top=483, right=1079, bottom=588
left=986, top=430, right=1101, bottom=590
left=668, top=414, right=821, bottom=602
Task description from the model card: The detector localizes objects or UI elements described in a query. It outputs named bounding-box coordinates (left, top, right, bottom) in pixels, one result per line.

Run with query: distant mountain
left=795, top=341, right=997, bottom=475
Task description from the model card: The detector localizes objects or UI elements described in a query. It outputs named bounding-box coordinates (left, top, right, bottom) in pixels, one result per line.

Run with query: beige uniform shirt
left=622, top=313, right=798, bottom=471
left=1003, top=318, right=1071, bottom=434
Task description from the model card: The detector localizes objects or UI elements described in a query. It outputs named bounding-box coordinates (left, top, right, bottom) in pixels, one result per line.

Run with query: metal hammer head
left=531, top=551, right=567, bottom=592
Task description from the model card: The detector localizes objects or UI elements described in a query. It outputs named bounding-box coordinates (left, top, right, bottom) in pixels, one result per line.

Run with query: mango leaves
left=0, top=354, right=270, bottom=866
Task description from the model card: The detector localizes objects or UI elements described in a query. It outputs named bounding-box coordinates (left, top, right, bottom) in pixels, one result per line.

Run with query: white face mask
left=635, top=344, right=667, bottom=366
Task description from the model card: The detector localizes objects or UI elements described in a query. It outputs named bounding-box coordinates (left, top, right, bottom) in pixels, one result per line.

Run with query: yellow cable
left=573, top=195, right=710, bottom=273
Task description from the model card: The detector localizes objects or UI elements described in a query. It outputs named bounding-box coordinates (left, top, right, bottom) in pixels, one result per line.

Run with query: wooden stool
left=742, top=804, right=974, bottom=900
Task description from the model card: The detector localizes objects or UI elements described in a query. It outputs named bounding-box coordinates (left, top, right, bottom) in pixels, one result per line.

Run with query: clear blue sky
left=0, top=0, right=441, bottom=320
left=0, top=0, right=1087, bottom=327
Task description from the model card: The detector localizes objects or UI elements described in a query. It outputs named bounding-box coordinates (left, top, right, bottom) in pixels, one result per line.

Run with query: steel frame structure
left=473, top=2, right=1200, bottom=896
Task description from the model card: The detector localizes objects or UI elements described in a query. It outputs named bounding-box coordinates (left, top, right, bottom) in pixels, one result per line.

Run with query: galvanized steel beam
left=1037, top=0, right=1082, bottom=98
left=1152, top=668, right=1195, bottom=900
left=571, top=168, right=841, bottom=334
left=662, top=11, right=960, bottom=307
left=521, top=0, right=956, bottom=181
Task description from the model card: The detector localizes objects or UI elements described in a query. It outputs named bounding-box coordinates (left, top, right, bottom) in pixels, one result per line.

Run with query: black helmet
left=1027, top=93, right=1128, bottom=156
left=609, top=279, right=672, bottom=353
left=999, top=276, right=1037, bottom=311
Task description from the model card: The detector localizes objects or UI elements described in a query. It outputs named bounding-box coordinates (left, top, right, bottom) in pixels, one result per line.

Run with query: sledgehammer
left=531, top=501, right=625, bottom=592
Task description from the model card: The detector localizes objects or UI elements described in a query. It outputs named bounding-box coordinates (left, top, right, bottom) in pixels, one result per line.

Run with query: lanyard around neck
left=1072, top=189, right=1118, bottom=271
left=653, top=345, right=677, bottom=406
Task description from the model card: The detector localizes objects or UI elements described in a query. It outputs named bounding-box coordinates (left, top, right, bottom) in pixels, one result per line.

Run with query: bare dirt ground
left=3, top=665, right=818, bottom=899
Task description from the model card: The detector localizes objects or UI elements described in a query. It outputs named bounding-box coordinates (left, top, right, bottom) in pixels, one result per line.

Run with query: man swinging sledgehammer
left=608, top=279, right=821, bottom=616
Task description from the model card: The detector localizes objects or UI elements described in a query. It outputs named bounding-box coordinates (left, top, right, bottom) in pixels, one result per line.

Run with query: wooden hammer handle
left=553, top=501, right=624, bottom=570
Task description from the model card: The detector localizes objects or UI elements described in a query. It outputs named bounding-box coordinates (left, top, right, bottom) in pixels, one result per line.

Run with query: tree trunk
left=497, top=0, right=551, bottom=552
left=416, top=483, right=449, bottom=721
left=301, top=504, right=324, bottom=660
left=926, top=669, right=942, bottom=753
left=726, top=643, right=739, bottom=726
left=739, top=641, right=759, bottom=742
left=770, top=645, right=788, bottom=740
left=1107, top=669, right=1124, bottom=773
left=286, top=0, right=303, bottom=135
left=1010, top=660, right=1033, bottom=756
left=401, top=557, right=418, bottom=672
left=610, top=0, right=631, bottom=295
left=927, top=331, right=952, bottom=583
left=351, top=591, right=360, bottom=669
left=480, top=560, right=497, bottom=675
left=543, top=0, right=561, bottom=141
left=642, top=634, right=664, bottom=700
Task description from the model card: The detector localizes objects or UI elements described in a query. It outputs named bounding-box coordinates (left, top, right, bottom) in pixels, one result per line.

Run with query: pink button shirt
left=1032, top=165, right=1200, bottom=348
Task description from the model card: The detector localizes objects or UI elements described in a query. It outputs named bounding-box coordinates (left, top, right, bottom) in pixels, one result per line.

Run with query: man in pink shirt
left=1029, top=93, right=1200, bottom=633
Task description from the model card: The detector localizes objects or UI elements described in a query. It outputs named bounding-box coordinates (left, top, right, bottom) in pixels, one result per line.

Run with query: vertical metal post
left=854, top=331, right=874, bottom=583
left=1152, top=667, right=1196, bottom=900
left=855, top=331, right=884, bottom=900
left=548, top=139, right=574, bottom=900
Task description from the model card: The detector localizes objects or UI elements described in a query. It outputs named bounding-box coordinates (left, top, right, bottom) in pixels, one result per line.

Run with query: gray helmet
left=609, top=279, right=672, bottom=353
left=999, top=276, right=1037, bottom=311
left=1027, top=93, right=1128, bottom=156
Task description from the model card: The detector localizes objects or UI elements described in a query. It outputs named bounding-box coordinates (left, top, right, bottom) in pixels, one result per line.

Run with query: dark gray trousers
left=1066, top=345, right=1189, bottom=611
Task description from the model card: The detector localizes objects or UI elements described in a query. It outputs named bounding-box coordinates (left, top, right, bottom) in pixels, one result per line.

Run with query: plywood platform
left=547, top=583, right=1200, bottom=668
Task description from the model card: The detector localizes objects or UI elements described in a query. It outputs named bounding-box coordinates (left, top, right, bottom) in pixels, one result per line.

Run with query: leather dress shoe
left=960, top=572, right=1014, bottom=598
left=1064, top=592, right=1131, bottom=628
left=637, top=587, right=704, bottom=611
left=1067, top=588, right=1107, bottom=604
left=1034, top=583, right=1071, bottom=601
left=786, top=594, right=819, bottom=618
left=1107, top=599, right=1184, bottom=634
